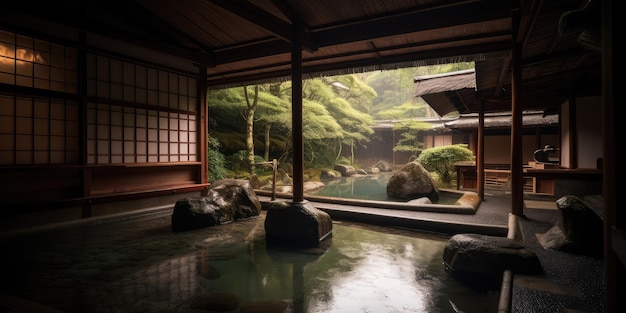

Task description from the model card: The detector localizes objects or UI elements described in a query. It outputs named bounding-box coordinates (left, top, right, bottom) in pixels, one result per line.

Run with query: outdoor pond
left=307, top=171, right=461, bottom=205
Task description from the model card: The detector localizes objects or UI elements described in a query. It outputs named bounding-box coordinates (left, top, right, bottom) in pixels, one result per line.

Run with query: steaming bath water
left=0, top=210, right=499, bottom=313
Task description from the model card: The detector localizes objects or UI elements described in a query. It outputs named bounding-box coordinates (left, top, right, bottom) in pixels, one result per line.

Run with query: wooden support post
left=291, top=24, right=304, bottom=203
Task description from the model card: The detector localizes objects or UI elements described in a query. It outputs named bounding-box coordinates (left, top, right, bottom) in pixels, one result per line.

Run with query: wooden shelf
left=455, top=164, right=540, bottom=193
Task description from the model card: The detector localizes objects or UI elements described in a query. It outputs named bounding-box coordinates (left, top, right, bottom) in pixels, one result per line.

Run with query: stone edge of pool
left=254, top=188, right=480, bottom=215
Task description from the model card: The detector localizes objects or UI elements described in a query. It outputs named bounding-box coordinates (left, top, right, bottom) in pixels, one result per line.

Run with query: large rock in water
left=171, top=179, right=261, bottom=232
left=387, top=161, right=439, bottom=201
left=374, top=159, right=393, bottom=172
left=264, top=200, right=333, bottom=249
left=333, top=164, right=355, bottom=177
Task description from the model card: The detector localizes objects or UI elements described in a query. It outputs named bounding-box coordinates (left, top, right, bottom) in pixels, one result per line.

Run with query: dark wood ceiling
left=3, top=0, right=601, bottom=114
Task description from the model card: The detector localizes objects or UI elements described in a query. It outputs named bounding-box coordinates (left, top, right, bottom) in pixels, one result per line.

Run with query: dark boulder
left=171, top=179, right=261, bottom=232
left=537, top=195, right=604, bottom=256
left=264, top=200, right=333, bottom=249
left=333, top=164, right=356, bottom=177
left=443, top=233, right=543, bottom=288
left=387, top=161, right=439, bottom=202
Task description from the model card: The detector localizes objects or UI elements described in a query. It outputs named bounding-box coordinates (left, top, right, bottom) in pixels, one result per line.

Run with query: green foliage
left=366, top=68, right=417, bottom=118
left=367, top=63, right=474, bottom=119
left=280, top=76, right=377, bottom=168
left=207, top=136, right=227, bottom=182
left=377, top=98, right=430, bottom=120
left=209, top=130, right=247, bottom=151
left=301, top=99, right=344, bottom=139
left=335, top=156, right=352, bottom=165
left=208, top=64, right=475, bottom=177
left=326, top=97, right=374, bottom=146
left=225, top=150, right=269, bottom=176
left=207, top=84, right=291, bottom=155
left=252, top=155, right=271, bottom=175
left=253, top=86, right=290, bottom=121
left=393, top=133, right=425, bottom=154
left=391, top=120, right=432, bottom=157
left=417, top=144, right=475, bottom=186
left=325, top=75, right=377, bottom=113
left=225, top=150, right=250, bottom=172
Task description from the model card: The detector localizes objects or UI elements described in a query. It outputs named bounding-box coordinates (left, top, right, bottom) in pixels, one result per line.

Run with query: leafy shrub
left=207, top=136, right=227, bottom=182
left=225, top=150, right=271, bottom=178
left=253, top=155, right=272, bottom=176
left=225, top=150, right=250, bottom=172
left=417, top=144, right=474, bottom=187
left=335, top=156, right=352, bottom=165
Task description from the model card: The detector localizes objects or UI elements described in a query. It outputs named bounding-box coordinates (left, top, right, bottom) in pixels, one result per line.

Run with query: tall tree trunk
left=350, top=140, right=355, bottom=165
left=335, top=139, right=342, bottom=163
left=264, top=123, right=271, bottom=161
left=243, top=85, right=259, bottom=176
left=265, top=83, right=282, bottom=162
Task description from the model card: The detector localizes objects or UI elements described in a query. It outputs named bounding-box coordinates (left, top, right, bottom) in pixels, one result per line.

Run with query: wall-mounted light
left=0, top=43, right=46, bottom=65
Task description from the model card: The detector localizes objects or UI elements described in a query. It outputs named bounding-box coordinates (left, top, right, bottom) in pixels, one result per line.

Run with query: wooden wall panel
left=1, top=168, right=82, bottom=206
left=89, top=164, right=199, bottom=195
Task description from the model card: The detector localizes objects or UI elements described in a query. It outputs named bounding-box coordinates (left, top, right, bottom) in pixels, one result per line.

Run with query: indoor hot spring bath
left=0, top=209, right=500, bottom=313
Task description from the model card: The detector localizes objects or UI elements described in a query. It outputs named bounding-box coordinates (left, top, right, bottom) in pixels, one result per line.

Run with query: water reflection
left=0, top=213, right=499, bottom=313
left=305, top=228, right=434, bottom=312
left=310, top=172, right=393, bottom=201
left=190, top=220, right=499, bottom=313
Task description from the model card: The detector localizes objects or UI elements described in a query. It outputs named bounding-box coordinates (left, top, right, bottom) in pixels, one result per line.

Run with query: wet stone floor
left=0, top=210, right=501, bottom=313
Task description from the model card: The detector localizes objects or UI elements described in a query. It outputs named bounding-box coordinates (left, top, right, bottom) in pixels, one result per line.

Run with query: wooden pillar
left=510, top=7, right=524, bottom=217
left=601, top=0, right=621, bottom=311
left=78, top=31, right=92, bottom=217
left=199, top=66, right=208, bottom=185
left=291, top=25, right=304, bottom=203
left=477, top=102, right=485, bottom=200
left=392, top=129, right=396, bottom=165
left=568, top=97, right=577, bottom=168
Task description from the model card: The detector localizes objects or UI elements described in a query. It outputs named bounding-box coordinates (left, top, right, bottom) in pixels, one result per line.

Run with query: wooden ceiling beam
left=208, top=41, right=511, bottom=87
left=214, top=27, right=511, bottom=65
left=213, top=0, right=512, bottom=64
left=107, top=0, right=210, bottom=51
left=206, top=0, right=317, bottom=52
left=521, top=47, right=598, bottom=67
left=314, top=0, right=513, bottom=46
left=2, top=0, right=216, bottom=67
left=214, top=31, right=510, bottom=63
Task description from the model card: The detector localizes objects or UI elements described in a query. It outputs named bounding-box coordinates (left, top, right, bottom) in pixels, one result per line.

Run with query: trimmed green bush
left=417, top=144, right=475, bottom=187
